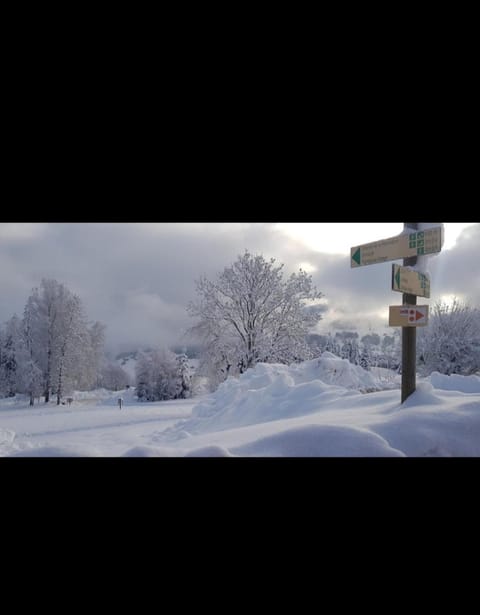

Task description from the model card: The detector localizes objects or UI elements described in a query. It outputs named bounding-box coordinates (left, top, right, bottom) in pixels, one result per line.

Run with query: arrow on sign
left=395, top=268, right=401, bottom=290
left=389, top=305, right=429, bottom=327
left=352, top=248, right=361, bottom=266
left=409, top=309, right=425, bottom=323
left=391, top=264, right=431, bottom=298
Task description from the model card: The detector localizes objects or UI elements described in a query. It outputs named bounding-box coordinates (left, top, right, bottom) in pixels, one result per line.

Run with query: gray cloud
left=0, top=222, right=478, bottom=355
left=426, top=224, right=480, bottom=306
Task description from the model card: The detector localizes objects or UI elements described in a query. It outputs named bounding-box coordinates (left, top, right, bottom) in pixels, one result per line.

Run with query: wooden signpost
left=350, top=223, right=443, bottom=403
left=351, top=226, right=443, bottom=268
left=392, top=264, right=430, bottom=298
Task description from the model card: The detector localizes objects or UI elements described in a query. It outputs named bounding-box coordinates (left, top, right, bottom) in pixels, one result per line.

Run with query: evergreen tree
left=0, top=315, right=23, bottom=397
left=176, top=353, right=192, bottom=399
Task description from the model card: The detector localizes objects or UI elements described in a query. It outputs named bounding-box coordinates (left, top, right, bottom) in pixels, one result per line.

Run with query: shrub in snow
left=418, top=298, right=480, bottom=376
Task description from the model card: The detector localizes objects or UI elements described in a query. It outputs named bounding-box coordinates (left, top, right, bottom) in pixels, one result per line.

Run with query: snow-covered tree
left=22, top=278, right=106, bottom=404
left=99, top=361, right=131, bottom=391
left=340, top=337, right=360, bottom=365
left=381, top=334, right=395, bottom=353
left=17, top=359, right=43, bottom=406
left=134, top=351, right=152, bottom=401
left=359, top=346, right=372, bottom=371
left=306, top=334, right=339, bottom=357
left=361, top=333, right=380, bottom=348
left=175, top=353, right=192, bottom=399
left=324, top=334, right=341, bottom=357
left=77, top=321, right=107, bottom=390
left=51, top=291, right=90, bottom=404
left=187, top=251, right=324, bottom=387
left=21, top=303, right=44, bottom=404
left=0, top=315, right=23, bottom=397
left=135, top=347, right=181, bottom=401
left=417, top=298, right=480, bottom=376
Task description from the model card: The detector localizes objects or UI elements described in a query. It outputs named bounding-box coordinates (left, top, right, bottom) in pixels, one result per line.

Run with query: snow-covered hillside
left=1, top=353, right=479, bottom=457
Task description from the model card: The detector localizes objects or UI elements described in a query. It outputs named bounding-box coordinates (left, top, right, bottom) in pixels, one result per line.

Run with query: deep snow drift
left=1, top=353, right=479, bottom=457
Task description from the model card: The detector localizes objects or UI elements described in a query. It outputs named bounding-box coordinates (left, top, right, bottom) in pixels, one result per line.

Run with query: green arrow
left=395, top=268, right=401, bottom=289
left=352, top=248, right=361, bottom=265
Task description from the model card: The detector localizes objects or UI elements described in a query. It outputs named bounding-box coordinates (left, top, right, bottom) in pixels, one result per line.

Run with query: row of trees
left=4, top=255, right=478, bottom=405
left=0, top=278, right=130, bottom=405
left=301, top=301, right=480, bottom=377
left=307, top=331, right=400, bottom=371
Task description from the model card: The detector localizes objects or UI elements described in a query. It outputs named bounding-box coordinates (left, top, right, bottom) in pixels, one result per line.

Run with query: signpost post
left=401, top=223, right=418, bottom=403
left=350, top=223, right=443, bottom=403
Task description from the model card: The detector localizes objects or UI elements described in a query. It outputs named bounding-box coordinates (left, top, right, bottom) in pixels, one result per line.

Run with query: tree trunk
left=45, top=346, right=51, bottom=403
left=29, top=392, right=34, bottom=406
left=57, top=362, right=63, bottom=405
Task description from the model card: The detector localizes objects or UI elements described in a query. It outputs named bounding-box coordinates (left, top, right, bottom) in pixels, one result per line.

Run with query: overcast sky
left=0, top=222, right=478, bottom=355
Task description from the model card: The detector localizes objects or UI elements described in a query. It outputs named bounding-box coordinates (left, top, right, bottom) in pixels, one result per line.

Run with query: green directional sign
left=391, top=264, right=431, bottom=298
left=350, top=226, right=443, bottom=268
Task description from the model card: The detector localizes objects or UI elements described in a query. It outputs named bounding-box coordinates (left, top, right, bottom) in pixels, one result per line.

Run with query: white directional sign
left=392, top=264, right=431, bottom=298
left=351, top=226, right=443, bottom=268
left=389, top=305, right=429, bottom=327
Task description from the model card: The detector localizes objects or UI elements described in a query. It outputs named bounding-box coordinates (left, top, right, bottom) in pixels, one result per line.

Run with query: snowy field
left=1, top=353, right=480, bottom=457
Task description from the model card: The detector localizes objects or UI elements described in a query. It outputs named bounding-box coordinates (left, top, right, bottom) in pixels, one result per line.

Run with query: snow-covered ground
left=1, top=353, right=479, bottom=457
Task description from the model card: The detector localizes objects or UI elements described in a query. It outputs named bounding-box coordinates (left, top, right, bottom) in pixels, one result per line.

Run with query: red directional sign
left=389, top=305, right=429, bottom=327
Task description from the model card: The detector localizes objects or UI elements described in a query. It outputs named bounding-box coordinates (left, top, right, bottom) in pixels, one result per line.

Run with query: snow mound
left=374, top=399, right=480, bottom=457
left=429, top=371, right=480, bottom=394
left=400, top=381, right=444, bottom=407
left=231, top=424, right=405, bottom=457
left=310, top=353, right=381, bottom=391
left=170, top=355, right=387, bottom=436
left=122, top=446, right=171, bottom=457
left=185, top=445, right=233, bottom=457
left=0, top=429, right=15, bottom=445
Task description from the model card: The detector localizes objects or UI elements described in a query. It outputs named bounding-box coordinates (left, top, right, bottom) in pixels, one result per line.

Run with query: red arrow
left=415, top=310, right=424, bottom=321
